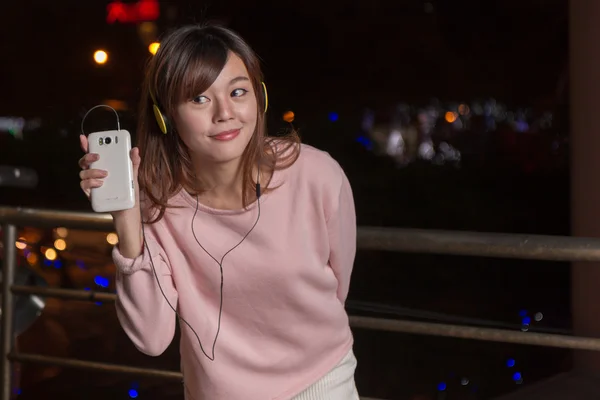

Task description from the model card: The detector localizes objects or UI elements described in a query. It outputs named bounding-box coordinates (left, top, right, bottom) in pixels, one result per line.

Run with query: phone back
left=88, top=129, right=135, bottom=213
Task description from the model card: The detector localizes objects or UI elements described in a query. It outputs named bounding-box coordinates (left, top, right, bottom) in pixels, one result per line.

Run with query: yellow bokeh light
left=445, top=111, right=458, bottom=124
left=56, top=227, right=68, bottom=238
left=54, top=239, right=67, bottom=251
left=94, top=50, right=108, bottom=65
left=106, top=233, right=119, bottom=245
left=27, top=253, right=38, bottom=265
left=283, top=111, right=295, bottom=123
left=45, top=248, right=57, bottom=261
left=103, top=99, right=129, bottom=111
left=15, top=237, right=27, bottom=250
left=148, top=42, right=160, bottom=55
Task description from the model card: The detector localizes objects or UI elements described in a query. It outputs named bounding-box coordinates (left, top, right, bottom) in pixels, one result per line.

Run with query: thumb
left=79, top=134, right=89, bottom=153
left=130, top=147, right=141, bottom=172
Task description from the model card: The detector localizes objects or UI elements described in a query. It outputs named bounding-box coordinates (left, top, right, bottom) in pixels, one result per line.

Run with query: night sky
left=1, top=2, right=573, bottom=399
left=2, top=0, right=567, bottom=121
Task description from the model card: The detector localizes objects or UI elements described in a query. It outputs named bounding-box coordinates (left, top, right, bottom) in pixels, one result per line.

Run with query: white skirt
left=291, top=348, right=360, bottom=400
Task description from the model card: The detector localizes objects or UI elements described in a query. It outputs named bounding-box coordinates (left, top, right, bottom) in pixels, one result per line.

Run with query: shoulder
left=285, top=143, right=344, bottom=186
left=273, top=142, right=348, bottom=217
left=267, top=138, right=345, bottom=188
left=298, top=143, right=339, bottom=167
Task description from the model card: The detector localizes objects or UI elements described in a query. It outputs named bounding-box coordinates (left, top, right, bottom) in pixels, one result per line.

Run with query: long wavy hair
left=136, top=23, right=300, bottom=223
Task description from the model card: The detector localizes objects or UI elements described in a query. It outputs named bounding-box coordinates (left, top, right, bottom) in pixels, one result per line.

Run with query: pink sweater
left=112, top=144, right=357, bottom=400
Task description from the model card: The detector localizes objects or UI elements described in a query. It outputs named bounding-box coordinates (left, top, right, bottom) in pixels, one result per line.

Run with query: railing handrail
left=3, top=205, right=600, bottom=261
left=4, top=205, right=600, bottom=399
left=11, top=285, right=600, bottom=352
left=0, top=206, right=114, bottom=231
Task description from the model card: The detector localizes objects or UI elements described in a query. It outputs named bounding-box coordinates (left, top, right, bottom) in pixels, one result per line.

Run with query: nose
left=213, top=97, right=234, bottom=122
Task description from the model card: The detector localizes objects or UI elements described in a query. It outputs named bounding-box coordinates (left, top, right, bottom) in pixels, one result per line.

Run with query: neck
left=193, top=157, right=244, bottom=204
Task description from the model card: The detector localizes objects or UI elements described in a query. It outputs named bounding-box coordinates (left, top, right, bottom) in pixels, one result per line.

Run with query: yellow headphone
left=150, top=82, right=269, bottom=135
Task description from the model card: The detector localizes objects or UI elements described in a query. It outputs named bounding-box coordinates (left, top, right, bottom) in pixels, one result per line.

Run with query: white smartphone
left=88, top=129, right=136, bottom=213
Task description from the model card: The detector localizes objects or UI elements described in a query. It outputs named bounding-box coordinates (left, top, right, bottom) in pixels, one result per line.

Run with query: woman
left=78, top=23, right=358, bottom=400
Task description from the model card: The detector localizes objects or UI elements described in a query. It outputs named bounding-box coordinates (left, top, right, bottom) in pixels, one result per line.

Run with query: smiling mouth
left=210, top=129, right=241, bottom=141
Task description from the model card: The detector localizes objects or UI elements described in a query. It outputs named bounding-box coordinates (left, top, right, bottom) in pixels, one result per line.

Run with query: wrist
left=111, top=207, right=143, bottom=258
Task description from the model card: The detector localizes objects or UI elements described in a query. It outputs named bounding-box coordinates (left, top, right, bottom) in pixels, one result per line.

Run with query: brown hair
left=136, top=23, right=300, bottom=223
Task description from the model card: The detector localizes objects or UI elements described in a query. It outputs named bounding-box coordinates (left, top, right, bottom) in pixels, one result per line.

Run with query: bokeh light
left=94, top=50, right=108, bottom=65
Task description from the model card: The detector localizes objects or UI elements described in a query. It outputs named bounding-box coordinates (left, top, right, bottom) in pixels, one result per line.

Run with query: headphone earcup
left=152, top=104, right=169, bottom=134
left=261, top=82, right=268, bottom=114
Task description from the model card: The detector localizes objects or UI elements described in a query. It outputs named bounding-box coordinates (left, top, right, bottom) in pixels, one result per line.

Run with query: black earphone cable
left=189, top=190, right=261, bottom=359
left=141, top=170, right=261, bottom=360
left=141, top=180, right=261, bottom=400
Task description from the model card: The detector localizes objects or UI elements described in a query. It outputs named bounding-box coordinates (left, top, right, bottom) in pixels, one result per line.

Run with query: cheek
left=240, top=102, right=258, bottom=126
left=175, top=112, right=208, bottom=137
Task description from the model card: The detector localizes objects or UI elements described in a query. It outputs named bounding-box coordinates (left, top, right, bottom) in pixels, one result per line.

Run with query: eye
left=231, top=89, right=248, bottom=97
left=192, top=95, right=209, bottom=104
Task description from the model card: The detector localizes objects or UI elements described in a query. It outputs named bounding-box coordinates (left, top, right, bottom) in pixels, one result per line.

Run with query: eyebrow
left=230, top=76, right=250, bottom=85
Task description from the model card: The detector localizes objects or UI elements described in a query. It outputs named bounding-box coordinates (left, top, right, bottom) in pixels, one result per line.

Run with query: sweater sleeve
left=326, top=165, right=357, bottom=304
left=112, top=225, right=178, bottom=356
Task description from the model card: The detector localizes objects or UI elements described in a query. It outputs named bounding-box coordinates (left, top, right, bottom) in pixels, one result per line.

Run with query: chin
left=198, top=139, right=251, bottom=165
left=212, top=151, right=245, bottom=165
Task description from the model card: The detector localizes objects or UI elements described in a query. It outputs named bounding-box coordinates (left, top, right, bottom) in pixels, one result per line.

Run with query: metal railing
left=2, top=206, right=600, bottom=399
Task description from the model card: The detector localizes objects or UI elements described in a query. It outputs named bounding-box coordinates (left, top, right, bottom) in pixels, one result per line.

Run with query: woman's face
left=174, top=52, right=258, bottom=166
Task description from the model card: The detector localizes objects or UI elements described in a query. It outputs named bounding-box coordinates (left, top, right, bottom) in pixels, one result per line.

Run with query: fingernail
left=101, top=170, right=108, bottom=176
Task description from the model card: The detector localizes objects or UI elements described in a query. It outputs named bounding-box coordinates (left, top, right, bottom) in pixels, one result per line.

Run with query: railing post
left=1, top=224, right=16, bottom=400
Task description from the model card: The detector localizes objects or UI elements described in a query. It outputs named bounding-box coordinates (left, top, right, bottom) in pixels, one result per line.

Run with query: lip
left=210, top=128, right=241, bottom=141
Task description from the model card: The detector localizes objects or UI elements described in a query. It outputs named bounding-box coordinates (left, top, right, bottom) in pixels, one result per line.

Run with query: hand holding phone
left=78, top=131, right=140, bottom=214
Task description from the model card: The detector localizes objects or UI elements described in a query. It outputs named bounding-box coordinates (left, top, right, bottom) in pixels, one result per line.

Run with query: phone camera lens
left=104, top=137, right=112, bottom=144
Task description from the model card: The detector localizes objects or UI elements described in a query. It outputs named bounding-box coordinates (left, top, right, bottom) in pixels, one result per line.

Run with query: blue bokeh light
left=506, top=358, right=516, bottom=368
left=512, top=372, right=522, bottom=381
left=437, top=382, right=447, bottom=391
left=128, top=389, right=138, bottom=398
left=94, top=276, right=109, bottom=288
left=328, top=112, right=339, bottom=122
left=356, top=135, right=373, bottom=150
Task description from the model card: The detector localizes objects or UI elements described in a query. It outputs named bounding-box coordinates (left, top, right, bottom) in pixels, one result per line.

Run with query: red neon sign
left=106, top=0, right=160, bottom=24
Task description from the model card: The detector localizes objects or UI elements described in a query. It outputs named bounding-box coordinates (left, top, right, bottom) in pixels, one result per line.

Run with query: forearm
left=113, top=210, right=143, bottom=258
left=115, top=262, right=178, bottom=356
left=112, top=233, right=178, bottom=356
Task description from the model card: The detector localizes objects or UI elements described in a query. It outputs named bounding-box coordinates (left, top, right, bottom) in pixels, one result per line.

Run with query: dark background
left=0, top=1, right=571, bottom=399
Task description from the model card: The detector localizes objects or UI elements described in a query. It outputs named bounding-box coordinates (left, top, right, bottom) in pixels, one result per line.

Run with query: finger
left=130, top=148, right=141, bottom=176
left=130, top=147, right=141, bottom=166
left=80, top=179, right=104, bottom=192
left=80, top=135, right=89, bottom=153
left=79, top=169, right=108, bottom=181
left=78, top=153, right=99, bottom=169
